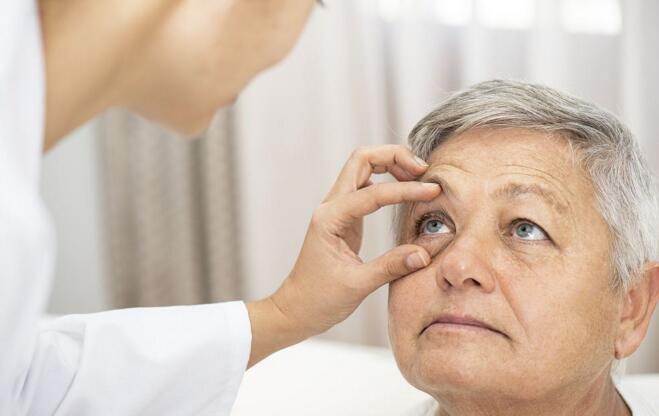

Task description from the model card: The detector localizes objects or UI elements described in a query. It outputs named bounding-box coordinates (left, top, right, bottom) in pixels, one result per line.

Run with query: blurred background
left=43, top=0, right=659, bottom=373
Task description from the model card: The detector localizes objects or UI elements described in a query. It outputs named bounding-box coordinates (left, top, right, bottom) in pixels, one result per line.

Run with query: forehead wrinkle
left=406, top=163, right=574, bottom=224
left=501, top=163, right=577, bottom=198
left=491, top=182, right=569, bottom=215
left=419, top=163, right=473, bottom=198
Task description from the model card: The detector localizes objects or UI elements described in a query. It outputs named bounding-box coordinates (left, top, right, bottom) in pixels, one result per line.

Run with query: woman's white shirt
left=616, top=376, right=659, bottom=416
left=0, top=2, right=251, bottom=415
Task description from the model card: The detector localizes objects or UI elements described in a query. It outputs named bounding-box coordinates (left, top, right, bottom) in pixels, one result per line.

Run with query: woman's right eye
left=418, top=217, right=451, bottom=235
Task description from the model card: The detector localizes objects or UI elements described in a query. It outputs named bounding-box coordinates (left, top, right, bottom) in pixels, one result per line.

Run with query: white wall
left=41, top=121, right=109, bottom=314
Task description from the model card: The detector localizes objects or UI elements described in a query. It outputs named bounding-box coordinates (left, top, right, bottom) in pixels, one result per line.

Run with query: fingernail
left=406, top=252, right=429, bottom=269
left=414, top=156, right=428, bottom=167
left=421, top=182, right=440, bottom=191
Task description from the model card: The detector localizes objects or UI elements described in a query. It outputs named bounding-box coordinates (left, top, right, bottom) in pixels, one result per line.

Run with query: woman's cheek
left=389, top=267, right=430, bottom=317
left=415, top=235, right=452, bottom=259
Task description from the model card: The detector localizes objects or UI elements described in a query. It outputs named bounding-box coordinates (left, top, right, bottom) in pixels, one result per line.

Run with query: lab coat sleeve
left=22, top=302, right=252, bottom=416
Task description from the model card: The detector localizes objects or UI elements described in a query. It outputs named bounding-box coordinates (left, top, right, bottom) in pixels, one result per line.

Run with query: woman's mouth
left=421, top=314, right=508, bottom=338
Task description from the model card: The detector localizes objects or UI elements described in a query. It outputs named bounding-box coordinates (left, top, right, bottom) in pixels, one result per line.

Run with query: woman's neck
left=434, top=374, right=631, bottom=416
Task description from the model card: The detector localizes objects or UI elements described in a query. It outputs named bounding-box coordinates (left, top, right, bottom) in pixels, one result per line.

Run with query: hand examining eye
left=247, top=145, right=441, bottom=367
left=278, top=145, right=442, bottom=331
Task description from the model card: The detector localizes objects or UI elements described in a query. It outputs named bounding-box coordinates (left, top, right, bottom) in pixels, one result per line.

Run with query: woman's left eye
left=512, top=221, right=548, bottom=241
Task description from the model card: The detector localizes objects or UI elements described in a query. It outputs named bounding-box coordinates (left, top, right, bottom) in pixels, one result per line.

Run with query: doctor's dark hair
left=399, top=79, right=659, bottom=291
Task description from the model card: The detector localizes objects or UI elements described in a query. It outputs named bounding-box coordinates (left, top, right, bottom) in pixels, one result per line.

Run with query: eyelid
left=412, top=213, right=553, bottom=243
left=509, top=218, right=552, bottom=242
left=414, top=210, right=453, bottom=234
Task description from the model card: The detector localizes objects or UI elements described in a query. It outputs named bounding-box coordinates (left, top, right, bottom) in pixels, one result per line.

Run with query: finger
left=327, top=181, right=441, bottom=222
left=326, top=145, right=429, bottom=199
left=356, top=244, right=431, bottom=292
left=345, top=167, right=416, bottom=194
left=388, top=165, right=418, bottom=182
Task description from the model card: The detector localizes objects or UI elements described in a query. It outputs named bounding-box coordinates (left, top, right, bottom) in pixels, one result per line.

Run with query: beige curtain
left=97, top=109, right=243, bottom=307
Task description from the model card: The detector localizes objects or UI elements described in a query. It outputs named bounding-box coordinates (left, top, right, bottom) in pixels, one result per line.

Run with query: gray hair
left=404, top=79, right=659, bottom=291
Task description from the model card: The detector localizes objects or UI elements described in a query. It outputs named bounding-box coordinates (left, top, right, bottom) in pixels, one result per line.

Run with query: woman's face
left=388, top=128, right=621, bottom=402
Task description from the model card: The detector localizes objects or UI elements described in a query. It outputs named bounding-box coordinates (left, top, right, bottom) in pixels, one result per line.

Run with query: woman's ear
left=614, top=262, right=659, bottom=359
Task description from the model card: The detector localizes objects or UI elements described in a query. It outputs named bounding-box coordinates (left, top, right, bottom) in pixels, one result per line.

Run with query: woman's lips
left=421, top=314, right=507, bottom=338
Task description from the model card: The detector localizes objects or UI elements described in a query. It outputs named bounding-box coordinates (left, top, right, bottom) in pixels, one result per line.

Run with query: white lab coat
left=0, top=2, right=252, bottom=415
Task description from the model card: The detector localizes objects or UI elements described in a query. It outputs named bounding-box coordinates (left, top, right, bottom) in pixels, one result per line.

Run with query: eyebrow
left=422, top=174, right=569, bottom=215
left=493, top=182, right=568, bottom=214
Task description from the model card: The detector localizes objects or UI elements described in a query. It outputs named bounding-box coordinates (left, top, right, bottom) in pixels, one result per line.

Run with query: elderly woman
left=388, top=80, right=659, bottom=415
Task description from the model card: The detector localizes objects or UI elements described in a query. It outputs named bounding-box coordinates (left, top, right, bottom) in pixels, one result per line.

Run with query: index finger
left=325, top=181, right=441, bottom=222
left=324, top=145, right=429, bottom=201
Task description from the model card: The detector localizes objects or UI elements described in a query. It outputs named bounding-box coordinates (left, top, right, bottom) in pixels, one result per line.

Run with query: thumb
left=359, top=244, right=431, bottom=291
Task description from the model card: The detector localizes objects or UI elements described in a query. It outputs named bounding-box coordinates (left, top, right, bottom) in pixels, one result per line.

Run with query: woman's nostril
left=467, top=278, right=481, bottom=287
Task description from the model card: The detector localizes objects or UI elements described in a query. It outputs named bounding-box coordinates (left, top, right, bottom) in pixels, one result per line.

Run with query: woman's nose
left=434, top=235, right=496, bottom=293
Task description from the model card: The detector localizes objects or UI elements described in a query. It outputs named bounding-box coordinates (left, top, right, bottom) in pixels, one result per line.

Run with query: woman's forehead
left=405, top=128, right=600, bottom=221
left=426, top=128, right=579, bottom=174
left=423, top=129, right=592, bottom=190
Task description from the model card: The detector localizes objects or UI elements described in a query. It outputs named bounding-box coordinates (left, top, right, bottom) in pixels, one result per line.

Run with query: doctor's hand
left=246, top=145, right=441, bottom=368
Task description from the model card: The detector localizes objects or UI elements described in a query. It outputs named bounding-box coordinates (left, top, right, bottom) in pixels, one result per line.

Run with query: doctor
left=1, top=0, right=441, bottom=415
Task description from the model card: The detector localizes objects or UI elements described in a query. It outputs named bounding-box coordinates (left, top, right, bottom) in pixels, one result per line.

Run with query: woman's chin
left=409, top=347, right=512, bottom=397
left=162, top=112, right=216, bottom=139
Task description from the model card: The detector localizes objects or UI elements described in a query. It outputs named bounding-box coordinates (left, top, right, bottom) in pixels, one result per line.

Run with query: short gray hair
left=404, top=79, right=659, bottom=290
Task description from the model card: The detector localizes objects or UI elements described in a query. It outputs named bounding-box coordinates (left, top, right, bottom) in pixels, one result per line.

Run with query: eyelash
left=414, top=211, right=451, bottom=234
left=509, top=218, right=553, bottom=243
left=414, top=212, right=553, bottom=243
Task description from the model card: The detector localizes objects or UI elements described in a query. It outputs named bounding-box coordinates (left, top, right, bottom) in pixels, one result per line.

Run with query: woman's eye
left=512, top=221, right=548, bottom=241
left=420, top=218, right=451, bottom=235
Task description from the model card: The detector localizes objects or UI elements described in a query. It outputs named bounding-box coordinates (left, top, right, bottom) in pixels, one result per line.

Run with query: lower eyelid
left=419, top=227, right=452, bottom=237
left=506, top=233, right=551, bottom=245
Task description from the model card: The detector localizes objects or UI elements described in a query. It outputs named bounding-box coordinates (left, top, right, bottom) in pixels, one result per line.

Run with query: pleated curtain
left=97, top=109, right=243, bottom=307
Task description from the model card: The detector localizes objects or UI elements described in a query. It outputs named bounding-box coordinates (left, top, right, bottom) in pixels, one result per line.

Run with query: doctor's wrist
left=245, top=295, right=307, bottom=369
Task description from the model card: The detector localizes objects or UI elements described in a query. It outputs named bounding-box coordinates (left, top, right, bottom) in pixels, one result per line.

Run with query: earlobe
left=614, top=262, right=659, bottom=359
